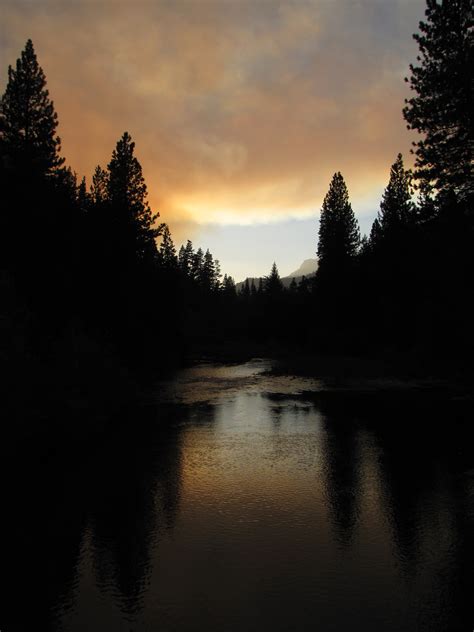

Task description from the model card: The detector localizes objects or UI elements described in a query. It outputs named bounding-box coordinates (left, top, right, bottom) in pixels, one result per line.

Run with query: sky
left=1, top=0, right=426, bottom=281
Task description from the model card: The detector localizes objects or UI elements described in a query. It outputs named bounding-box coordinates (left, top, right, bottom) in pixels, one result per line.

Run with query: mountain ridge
left=235, top=258, right=318, bottom=290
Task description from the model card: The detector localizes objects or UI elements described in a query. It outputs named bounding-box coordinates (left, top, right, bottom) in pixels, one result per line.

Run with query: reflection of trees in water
left=363, top=396, right=474, bottom=630
left=317, top=393, right=473, bottom=629
left=319, top=400, right=362, bottom=548
left=0, top=404, right=186, bottom=631
left=0, top=442, right=87, bottom=632
left=88, top=407, right=184, bottom=622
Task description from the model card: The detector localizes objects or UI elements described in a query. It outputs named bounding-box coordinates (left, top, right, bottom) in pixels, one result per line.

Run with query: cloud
left=1, top=0, right=425, bottom=241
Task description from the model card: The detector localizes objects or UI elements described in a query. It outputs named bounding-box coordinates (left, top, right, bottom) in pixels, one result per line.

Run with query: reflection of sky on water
left=157, top=358, right=324, bottom=405
left=1, top=361, right=471, bottom=632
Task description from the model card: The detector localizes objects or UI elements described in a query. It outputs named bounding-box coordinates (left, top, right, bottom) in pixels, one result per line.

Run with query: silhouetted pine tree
left=400, top=0, right=474, bottom=360
left=222, top=274, right=237, bottom=297
left=107, top=132, right=161, bottom=264
left=315, top=173, right=360, bottom=346
left=368, top=219, right=382, bottom=251
left=0, top=39, right=75, bottom=336
left=241, top=278, right=251, bottom=298
left=90, top=165, right=109, bottom=205
left=178, top=240, right=194, bottom=275
left=202, top=249, right=216, bottom=291
left=264, top=262, right=283, bottom=295
left=191, top=247, right=204, bottom=283
left=370, top=154, right=415, bottom=250
left=214, top=259, right=221, bottom=291
left=77, top=176, right=90, bottom=213
left=403, top=0, right=473, bottom=202
left=158, top=224, right=177, bottom=269
left=317, top=172, right=360, bottom=275
left=0, top=39, right=64, bottom=175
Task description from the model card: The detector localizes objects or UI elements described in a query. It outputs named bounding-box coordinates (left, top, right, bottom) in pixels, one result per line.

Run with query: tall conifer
left=0, top=39, right=64, bottom=175
left=403, top=0, right=473, bottom=201
left=317, top=172, right=360, bottom=274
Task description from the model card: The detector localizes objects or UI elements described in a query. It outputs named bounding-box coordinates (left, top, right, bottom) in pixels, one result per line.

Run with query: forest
left=1, top=0, right=472, bottom=421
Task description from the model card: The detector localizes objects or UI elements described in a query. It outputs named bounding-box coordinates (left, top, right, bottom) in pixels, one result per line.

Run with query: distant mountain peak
left=286, top=258, right=318, bottom=279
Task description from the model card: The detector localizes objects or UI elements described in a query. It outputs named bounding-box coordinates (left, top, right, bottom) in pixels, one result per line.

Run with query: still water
left=1, top=359, right=473, bottom=631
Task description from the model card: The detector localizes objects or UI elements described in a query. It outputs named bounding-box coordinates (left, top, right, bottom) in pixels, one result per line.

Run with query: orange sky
left=1, top=0, right=426, bottom=276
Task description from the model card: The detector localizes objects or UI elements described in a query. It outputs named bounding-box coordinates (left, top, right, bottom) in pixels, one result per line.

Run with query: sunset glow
left=2, top=0, right=426, bottom=278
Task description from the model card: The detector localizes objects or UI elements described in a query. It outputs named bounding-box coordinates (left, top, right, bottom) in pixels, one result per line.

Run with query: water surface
left=1, top=359, right=472, bottom=631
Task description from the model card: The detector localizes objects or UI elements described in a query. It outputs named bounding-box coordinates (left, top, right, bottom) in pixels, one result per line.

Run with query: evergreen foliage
left=191, top=247, right=204, bottom=283
left=158, top=224, right=178, bottom=269
left=107, top=131, right=161, bottom=263
left=0, top=39, right=64, bottom=175
left=178, top=240, right=194, bottom=275
left=90, top=165, right=109, bottom=205
left=264, top=262, right=283, bottom=295
left=317, top=172, right=360, bottom=273
left=1, top=20, right=473, bottom=396
left=369, top=154, right=415, bottom=250
left=403, top=0, right=473, bottom=201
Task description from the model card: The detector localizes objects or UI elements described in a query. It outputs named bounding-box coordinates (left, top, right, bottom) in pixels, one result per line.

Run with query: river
left=1, top=359, right=472, bottom=631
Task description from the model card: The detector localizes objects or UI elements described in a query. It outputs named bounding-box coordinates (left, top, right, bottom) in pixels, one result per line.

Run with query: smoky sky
left=1, top=0, right=426, bottom=242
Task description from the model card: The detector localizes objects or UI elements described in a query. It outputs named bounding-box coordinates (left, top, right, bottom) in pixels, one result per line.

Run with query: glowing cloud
left=1, top=0, right=425, bottom=245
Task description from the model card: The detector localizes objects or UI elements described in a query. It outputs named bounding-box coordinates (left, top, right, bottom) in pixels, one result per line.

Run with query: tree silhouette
left=370, top=154, right=415, bottom=250
left=107, top=132, right=161, bottom=263
left=191, top=247, right=204, bottom=283
left=264, top=262, right=283, bottom=295
left=90, top=165, right=109, bottom=205
left=0, top=39, right=64, bottom=175
left=222, top=274, right=237, bottom=297
left=202, top=249, right=217, bottom=291
left=158, top=224, right=178, bottom=269
left=241, top=277, right=251, bottom=298
left=178, top=240, right=194, bottom=276
left=317, top=172, right=360, bottom=275
left=77, top=176, right=90, bottom=213
left=403, top=0, right=473, bottom=201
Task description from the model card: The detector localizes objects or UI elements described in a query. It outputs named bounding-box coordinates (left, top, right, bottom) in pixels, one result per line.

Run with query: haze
left=1, top=0, right=426, bottom=280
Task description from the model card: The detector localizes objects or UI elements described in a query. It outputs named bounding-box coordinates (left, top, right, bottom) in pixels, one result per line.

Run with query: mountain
left=235, top=259, right=318, bottom=291
left=286, top=258, right=318, bottom=278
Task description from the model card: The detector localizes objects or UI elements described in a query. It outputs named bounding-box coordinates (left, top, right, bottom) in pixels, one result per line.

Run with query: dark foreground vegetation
left=1, top=0, right=473, bottom=425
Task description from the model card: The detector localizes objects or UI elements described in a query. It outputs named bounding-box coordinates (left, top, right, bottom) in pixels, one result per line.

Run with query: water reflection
left=321, top=415, right=361, bottom=548
left=0, top=361, right=472, bottom=632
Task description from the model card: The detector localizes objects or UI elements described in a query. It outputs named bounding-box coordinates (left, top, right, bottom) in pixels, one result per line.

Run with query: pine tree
left=90, top=165, right=109, bottom=205
left=222, top=274, right=236, bottom=297
left=264, top=262, right=283, bottom=295
left=158, top=224, right=177, bottom=268
left=77, top=176, right=90, bottom=213
left=107, top=132, right=161, bottom=262
left=317, top=172, right=360, bottom=274
left=403, top=0, right=473, bottom=201
left=370, top=154, right=415, bottom=250
left=202, top=249, right=216, bottom=291
left=0, top=39, right=64, bottom=175
left=214, top=259, right=222, bottom=291
left=178, top=240, right=194, bottom=275
left=241, top=278, right=251, bottom=298
left=191, top=247, right=204, bottom=283
left=368, top=218, right=382, bottom=249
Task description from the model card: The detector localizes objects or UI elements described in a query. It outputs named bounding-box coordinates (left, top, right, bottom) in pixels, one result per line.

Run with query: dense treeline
left=227, top=0, right=474, bottom=366
left=0, top=0, right=472, bottom=416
